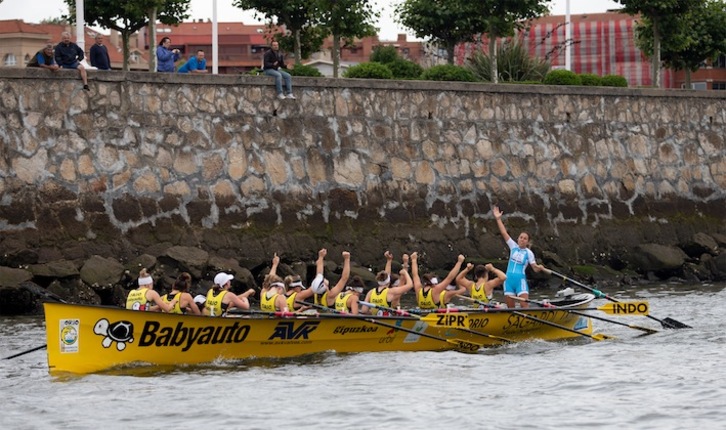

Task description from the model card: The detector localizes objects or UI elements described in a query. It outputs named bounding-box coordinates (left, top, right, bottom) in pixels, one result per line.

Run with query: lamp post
left=565, top=0, right=571, bottom=71
left=213, top=0, right=218, bottom=74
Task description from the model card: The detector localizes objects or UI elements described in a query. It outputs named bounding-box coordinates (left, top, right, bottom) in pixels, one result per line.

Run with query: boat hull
left=43, top=295, right=594, bottom=374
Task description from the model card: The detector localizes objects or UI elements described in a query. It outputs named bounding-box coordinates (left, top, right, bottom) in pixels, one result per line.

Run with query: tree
left=64, top=0, right=191, bottom=71
left=635, top=0, right=726, bottom=88
left=616, top=0, right=699, bottom=88
left=473, top=0, right=550, bottom=83
left=396, top=0, right=485, bottom=65
left=316, top=0, right=379, bottom=78
left=233, top=0, right=322, bottom=65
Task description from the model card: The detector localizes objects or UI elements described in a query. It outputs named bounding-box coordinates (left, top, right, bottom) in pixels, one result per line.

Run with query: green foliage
left=247, top=67, right=262, bottom=75
left=288, top=64, right=323, bottom=77
left=316, top=0, right=379, bottom=77
left=543, top=69, right=582, bottom=85
left=420, top=64, right=477, bottom=82
left=578, top=73, right=602, bottom=86
left=343, top=62, right=394, bottom=79
left=273, top=25, right=327, bottom=62
left=635, top=1, right=726, bottom=76
left=370, top=45, right=400, bottom=63
left=386, top=58, right=423, bottom=79
left=233, top=0, right=322, bottom=64
left=396, top=0, right=486, bottom=64
left=466, top=38, right=550, bottom=82
left=601, top=75, right=629, bottom=87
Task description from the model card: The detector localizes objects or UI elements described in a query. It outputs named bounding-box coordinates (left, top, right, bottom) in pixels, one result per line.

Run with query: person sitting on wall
left=27, top=43, right=59, bottom=71
left=177, top=49, right=208, bottom=74
left=54, top=31, right=89, bottom=91
left=89, top=34, right=111, bottom=70
left=263, top=40, right=294, bottom=100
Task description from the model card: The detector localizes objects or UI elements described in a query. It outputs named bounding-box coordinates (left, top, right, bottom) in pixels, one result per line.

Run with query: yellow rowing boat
left=43, top=293, right=594, bottom=374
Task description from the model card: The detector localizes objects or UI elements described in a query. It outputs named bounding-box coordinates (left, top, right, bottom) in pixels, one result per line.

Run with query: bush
left=579, top=73, right=602, bottom=86
left=601, top=74, right=628, bottom=87
left=247, top=67, right=262, bottom=76
left=467, top=39, right=550, bottom=83
left=343, top=62, right=394, bottom=79
left=288, top=64, right=323, bottom=77
left=420, top=64, right=477, bottom=82
left=386, top=58, right=423, bottom=80
left=370, top=45, right=400, bottom=63
left=543, top=69, right=582, bottom=86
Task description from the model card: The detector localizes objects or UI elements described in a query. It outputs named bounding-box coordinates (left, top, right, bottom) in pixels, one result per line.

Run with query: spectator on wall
left=263, top=40, right=294, bottom=100
left=54, top=31, right=89, bottom=91
left=177, top=50, right=208, bottom=74
left=27, top=43, right=59, bottom=71
left=89, top=34, right=111, bottom=70
left=156, top=37, right=180, bottom=73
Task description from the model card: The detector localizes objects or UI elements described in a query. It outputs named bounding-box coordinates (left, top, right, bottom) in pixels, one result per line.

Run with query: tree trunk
left=122, top=31, right=131, bottom=72
left=332, top=35, right=340, bottom=78
left=148, top=8, right=157, bottom=72
left=685, top=68, right=692, bottom=89
left=652, top=18, right=661, bottom=88
left=294, top=29, right=302, bottom=65
left=489, top=32, right=498, bottom=83
left=447, top=41, right=455, bottom=65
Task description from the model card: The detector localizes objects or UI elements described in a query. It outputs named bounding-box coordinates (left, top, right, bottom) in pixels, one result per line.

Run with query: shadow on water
left=51, top=350, right=341, bottom=380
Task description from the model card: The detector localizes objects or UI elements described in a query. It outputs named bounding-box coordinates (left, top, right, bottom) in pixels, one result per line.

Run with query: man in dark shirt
left=89, top=34, right=111, bottom=70
left=263, top=40, right=294, bottom=100
left=54, top=31, right=90, bottom=91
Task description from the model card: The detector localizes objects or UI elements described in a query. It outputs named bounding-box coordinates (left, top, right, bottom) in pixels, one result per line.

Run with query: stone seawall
left=1, top=68, right=725, bottom=288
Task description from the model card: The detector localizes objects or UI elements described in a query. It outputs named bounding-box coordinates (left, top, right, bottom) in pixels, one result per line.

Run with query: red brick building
left=457, top=11, right=726, bottom=90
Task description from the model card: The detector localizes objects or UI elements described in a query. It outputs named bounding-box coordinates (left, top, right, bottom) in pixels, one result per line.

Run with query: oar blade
left=597, top=301, right=650, bottom=316
left=420, top=313, right=470, bottom=329
left=448, top=339, right=481, bottom=353
left=591, top=333, right=615, bottom=341
left=661, top=317, right=691, bottom=329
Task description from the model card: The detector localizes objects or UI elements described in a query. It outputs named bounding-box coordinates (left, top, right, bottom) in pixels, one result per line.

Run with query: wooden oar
left=4, top=284, right=68, bottom=360
left=359, top=300, right=515, bottom=344
left=510, top=296, right=659, bottom=335
left=296, top=301, right=483, bottom=353
left=457, top=295, right=613, bottom=341
left=545, top=269, right=691, bottom=329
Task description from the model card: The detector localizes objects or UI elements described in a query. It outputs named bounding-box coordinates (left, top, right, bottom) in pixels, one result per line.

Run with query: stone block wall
left=0, top=68, right=724, bottom=272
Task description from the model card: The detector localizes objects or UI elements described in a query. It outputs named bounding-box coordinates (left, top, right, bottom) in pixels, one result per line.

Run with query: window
left=3, top=53, right=17, bottom=66
left=713, top=82, right=726, bottom=90
left=681, top=82, right=707, bottom=90
left=24, top=54, right=31, bottom=64
left=715, top=55, right=726, bottom=68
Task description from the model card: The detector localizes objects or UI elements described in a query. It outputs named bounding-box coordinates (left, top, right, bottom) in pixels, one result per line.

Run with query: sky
left=0, top=0, right=623, bottom=41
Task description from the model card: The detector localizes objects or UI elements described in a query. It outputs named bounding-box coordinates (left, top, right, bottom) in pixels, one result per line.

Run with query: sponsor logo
left=60, top=319, right=80, bottom=353
left=94, top=319, right=134, bottom=351
left=332, top=325, right=378, bottom=336
left=138, top=321, right=250, bottom=352
left=269, top=321, right=320, bottom=340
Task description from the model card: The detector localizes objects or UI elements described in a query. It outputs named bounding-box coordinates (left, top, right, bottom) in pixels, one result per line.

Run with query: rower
left=412, top=253, right=466, bottom=310
left=204, top=272, right=253, bottom=317
left=456, top=263, right=506, bottom=307
left=126, top=268, right=175, bottom=312
left=310, top=248, right=351, bottom=309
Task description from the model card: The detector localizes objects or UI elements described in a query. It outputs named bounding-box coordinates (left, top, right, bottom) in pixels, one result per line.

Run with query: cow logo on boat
left=94, top=318, right=134, bottom=351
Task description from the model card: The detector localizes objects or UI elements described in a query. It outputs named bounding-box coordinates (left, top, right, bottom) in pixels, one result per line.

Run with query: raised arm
left=327, top=251, right=351, bottom=305
left=433, top=254, right=466, bottom=296
left=493, top=206, right=511, bottom=242
left=410, top=252, right=422, bottom=294
left=456, top=263, right=474, bottom=290
left=269, top=252, right=280, bottom=277
left=388, top=266, right=414, bottom=300
left=486, top=263, right=507, bottom=286
left=384, top=251, right=393, bottom=275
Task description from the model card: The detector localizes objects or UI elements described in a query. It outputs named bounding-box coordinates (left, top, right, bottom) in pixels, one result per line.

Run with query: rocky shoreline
left=1, top=230, right=725, bottom=315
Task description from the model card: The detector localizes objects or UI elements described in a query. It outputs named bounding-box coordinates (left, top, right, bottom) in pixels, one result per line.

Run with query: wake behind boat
left=43, top=292, right=596, bottom=374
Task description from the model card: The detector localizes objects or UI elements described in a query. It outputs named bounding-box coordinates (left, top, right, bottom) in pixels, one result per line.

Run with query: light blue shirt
left=177, top=57, right=206, bottom=74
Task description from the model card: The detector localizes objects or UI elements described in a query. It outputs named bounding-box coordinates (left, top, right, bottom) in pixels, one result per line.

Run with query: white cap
left=214, top=272, right=234, bottom=287
left=193, top=294, right=206, bottom=305
left=310, top=274, right=326, bottom=294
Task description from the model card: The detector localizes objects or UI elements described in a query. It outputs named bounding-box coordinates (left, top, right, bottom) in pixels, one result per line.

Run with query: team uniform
left=205, top=289, right=229, bottom=316
left=503, top=238, right=537, bottom=297
left=416, top=288, right=446, bottom=310
left=126, top=288, right=150, bottom=310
